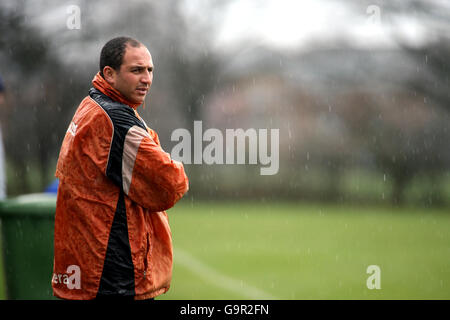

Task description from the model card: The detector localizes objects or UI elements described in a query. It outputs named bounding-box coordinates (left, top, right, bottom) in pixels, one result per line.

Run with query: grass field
left=0, top=224, right=5, bottom=299
left=0, top=201, right=449, bottom=300
left=160, top=201, right=450, bottom=300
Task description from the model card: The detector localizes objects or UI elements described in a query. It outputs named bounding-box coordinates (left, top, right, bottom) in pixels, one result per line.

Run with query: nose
left=141, top=70, right=152, bottom=85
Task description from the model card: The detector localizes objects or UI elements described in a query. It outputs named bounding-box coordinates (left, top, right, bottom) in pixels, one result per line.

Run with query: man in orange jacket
left=52, top=37, right=189, bottom=300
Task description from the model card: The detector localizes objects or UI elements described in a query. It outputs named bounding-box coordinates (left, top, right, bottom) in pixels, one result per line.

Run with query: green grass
left=159, top=201, right=450, bottom=300
left=0, top=201, right=449, bottom=300
left=0, top=222, right=6, bottom=299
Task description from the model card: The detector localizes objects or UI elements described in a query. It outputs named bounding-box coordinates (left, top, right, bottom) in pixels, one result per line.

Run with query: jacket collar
left=91, top=72, right=142, bottom=109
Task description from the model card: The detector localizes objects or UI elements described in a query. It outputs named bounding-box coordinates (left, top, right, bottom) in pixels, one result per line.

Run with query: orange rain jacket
left=52, top=73, right=188, bottom=300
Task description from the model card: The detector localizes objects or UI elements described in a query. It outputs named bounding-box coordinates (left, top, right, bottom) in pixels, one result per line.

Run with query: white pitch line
left=174, top=247, right=278, bottom=300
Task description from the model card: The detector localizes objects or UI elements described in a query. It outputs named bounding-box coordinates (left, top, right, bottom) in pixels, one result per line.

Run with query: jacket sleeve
left=120, top=125, right=189, bottom=212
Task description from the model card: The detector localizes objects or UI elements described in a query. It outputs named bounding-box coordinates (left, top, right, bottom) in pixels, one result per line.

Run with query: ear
left=102, top=66, right=116, bottom=85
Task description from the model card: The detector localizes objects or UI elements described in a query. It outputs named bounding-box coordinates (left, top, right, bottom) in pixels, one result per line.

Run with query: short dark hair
left=99, top=36, right=142, bottom=77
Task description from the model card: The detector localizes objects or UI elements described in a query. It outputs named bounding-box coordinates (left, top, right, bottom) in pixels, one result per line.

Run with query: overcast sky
left=10, top=0, right=450, bottom=55
left=211, top=0, right=431, bottom=51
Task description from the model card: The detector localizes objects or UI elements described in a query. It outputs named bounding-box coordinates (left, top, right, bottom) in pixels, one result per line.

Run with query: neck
left=92, top=72, right=142, bottom=109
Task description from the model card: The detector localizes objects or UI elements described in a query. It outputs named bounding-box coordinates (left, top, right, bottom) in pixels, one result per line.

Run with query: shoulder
left=71, top=95, right=111, bottom=130
left=88, top=88, right=146, bottom=133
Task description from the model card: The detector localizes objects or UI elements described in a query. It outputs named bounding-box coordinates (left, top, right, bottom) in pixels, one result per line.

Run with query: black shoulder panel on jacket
left=89, top=88, right=146, bottom=188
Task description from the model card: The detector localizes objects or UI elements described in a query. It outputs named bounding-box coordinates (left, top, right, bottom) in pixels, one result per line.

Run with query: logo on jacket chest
left=68, top=121, right=78, bottom=136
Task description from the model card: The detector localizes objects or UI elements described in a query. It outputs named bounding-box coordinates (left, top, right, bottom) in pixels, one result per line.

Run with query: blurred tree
left=154, top=0, right=224, bottom=127
left=339, top=0, right=450, bottom=205
left=0, top=5, right=85, bottom=194
left=384, top=0, right=450, bottom=205
left=398, top=41, right=450, bottom=205
left=0, top=0, right=225, bottom=195
left=379, top=0, right=450, bottom=114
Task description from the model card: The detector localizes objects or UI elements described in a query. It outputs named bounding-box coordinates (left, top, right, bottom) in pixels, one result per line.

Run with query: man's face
left=106, top=44, right=154, bottom=104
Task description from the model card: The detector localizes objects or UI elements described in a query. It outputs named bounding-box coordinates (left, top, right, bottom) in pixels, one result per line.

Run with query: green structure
left=0, top=193, right=56, bottom=299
